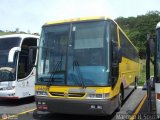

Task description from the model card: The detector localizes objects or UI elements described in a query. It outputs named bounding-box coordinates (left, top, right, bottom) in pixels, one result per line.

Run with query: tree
left=115, top=11, right=160, bottom=59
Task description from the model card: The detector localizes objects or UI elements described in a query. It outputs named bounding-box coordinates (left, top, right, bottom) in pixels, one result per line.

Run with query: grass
left=138, top=59, right=154, bottom=86
left=0, top=32, right=13, bottom=36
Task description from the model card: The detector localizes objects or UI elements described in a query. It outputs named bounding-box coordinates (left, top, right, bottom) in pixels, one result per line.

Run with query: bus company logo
left=37, top=87, right=47, bottom=91
left=64, top=92, right=68, bottom=97
left=1, top=114, right=8, bottom=119
left=37, top=87, right=42, bottom=91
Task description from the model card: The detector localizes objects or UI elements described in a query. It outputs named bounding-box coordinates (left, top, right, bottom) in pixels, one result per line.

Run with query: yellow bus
left=35, top=16, right=140, bottom=115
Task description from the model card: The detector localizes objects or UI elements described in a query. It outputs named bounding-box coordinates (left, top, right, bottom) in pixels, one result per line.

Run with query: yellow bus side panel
left=110, top=57, right=140, bottom=98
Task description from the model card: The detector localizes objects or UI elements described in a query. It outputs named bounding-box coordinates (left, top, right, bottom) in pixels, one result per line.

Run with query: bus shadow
left=33, top=113, right=113, bottom=120
left=123, top=87, right=135, bottom=104
left=0, top=96, right=35, bottom=106
left=32, top=110, right=116, bottom=120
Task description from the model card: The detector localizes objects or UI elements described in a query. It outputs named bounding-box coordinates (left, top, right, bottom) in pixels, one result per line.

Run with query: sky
left=0, top=0, right=160, bottom=33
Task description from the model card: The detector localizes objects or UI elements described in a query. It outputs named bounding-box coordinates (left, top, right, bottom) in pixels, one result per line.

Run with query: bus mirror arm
left=8, top=47, right=21, bottom=63
left=33, top=64, right=37, bottom=68
left=30, top=64, right=37, bottom=68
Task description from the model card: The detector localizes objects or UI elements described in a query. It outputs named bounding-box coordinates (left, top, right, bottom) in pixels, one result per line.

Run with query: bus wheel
left=117, top=86, right=124, bottom=111
left=33, top=110, right=43, bottom=119
left=134, top=77, right=138, bottom=89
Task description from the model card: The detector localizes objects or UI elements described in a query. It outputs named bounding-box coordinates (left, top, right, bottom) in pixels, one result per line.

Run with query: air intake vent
left=49, top=92, right=85, bottom=97
left=68, top=93, right=85, bottom=97
left=49, top=92, right=64, bottom=96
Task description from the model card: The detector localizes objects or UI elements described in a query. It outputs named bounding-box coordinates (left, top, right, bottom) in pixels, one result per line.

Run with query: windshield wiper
left=0, top=71, right=15, bottom=82
left=73, top=60, right=85, bottom=88
left=47, top=61, right=64, bottom=87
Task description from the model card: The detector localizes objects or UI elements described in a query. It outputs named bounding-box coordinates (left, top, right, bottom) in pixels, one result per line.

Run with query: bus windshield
left=37, top=21, right=109, bottom=86
left=0, top=37, right=20, bottom=81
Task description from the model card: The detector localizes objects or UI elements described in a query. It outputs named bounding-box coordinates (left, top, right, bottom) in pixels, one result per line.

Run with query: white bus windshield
left=0, top=37, right=20, bottom=81
left=0, top=37, right=21, bottom=50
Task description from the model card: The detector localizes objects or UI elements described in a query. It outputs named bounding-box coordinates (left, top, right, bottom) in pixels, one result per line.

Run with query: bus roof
left=44, top=16, right=113, bottom=26
left=0, top=34, right=39, bottom=39
left=156, top=22, right=160, bottom=29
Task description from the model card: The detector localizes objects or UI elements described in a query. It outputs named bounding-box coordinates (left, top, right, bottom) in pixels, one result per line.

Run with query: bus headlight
left=36, top=91, right=48, bottom=97
left=0, top=86, right=15, bottom=91
left=86, top=93, right=109, bottom=99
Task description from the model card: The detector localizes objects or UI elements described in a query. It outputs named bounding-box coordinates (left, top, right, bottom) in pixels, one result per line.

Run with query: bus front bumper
left=35, top=96, right=118, bottom=115
left=0, top=89, right=18, bottom=99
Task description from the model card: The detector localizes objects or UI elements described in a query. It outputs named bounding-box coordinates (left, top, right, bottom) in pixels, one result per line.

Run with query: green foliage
left=139, top=59, right=154, bottom=86
left=115, top=11, right=160, bottom=59
left=0, top=32, right=13, bottom=36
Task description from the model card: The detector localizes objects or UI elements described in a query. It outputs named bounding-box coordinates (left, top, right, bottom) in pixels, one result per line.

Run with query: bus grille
left=68, top=93, right=85, bottom=97
left=49, top=92, right=64, bottom=96
left=49, top=92, right=85, bottom=97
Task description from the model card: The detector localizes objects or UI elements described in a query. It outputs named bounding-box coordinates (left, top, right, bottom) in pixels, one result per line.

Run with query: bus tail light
left=37, top=101, right=48, bottom=110
left=37, top=105, right=48, bottom=110
left=157, top=93, right=160, bottom=100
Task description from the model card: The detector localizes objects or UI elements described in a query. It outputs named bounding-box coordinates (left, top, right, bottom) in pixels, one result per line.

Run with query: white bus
left=0, top=34, right=39, bottom=99
left=155, top=22, right=160, bottom=116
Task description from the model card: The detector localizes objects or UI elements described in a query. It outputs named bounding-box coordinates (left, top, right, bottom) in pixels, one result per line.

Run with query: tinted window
left=37, top=21, right=110, bottom=86
left=120, top=31, right=138, bottom=62
left=110, top=21, right=118, bottom=63
left=72, top=21, right=105, bottom=66
left=37, top=24, right=69, bottom=85
left=0, top=37, right=21, bottom=50
left=74, top=23, right=104, bottom=49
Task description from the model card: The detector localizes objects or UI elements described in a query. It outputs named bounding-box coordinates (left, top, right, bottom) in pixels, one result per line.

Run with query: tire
left=117, top=86, right=124, bottom=112
left=33, top=110, right=43, bottom=119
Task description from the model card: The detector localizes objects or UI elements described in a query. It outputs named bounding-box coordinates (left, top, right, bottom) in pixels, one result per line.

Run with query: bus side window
left=110, top=21, right=119, bottom=85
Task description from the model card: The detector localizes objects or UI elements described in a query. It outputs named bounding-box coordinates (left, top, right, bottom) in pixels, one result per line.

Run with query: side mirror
left=118, top=47, right=122, bottom=63
left=8, top=47, right=21, bottom=62
left=29, top=46, right=39, bottom=50
left=29, top=46, right=38, bottom=67
left=112, top=41, right=122, bottom=63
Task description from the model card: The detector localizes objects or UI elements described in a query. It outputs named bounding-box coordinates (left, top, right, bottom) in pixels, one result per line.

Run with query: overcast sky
left=0, top=0, right=160, bottom=33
